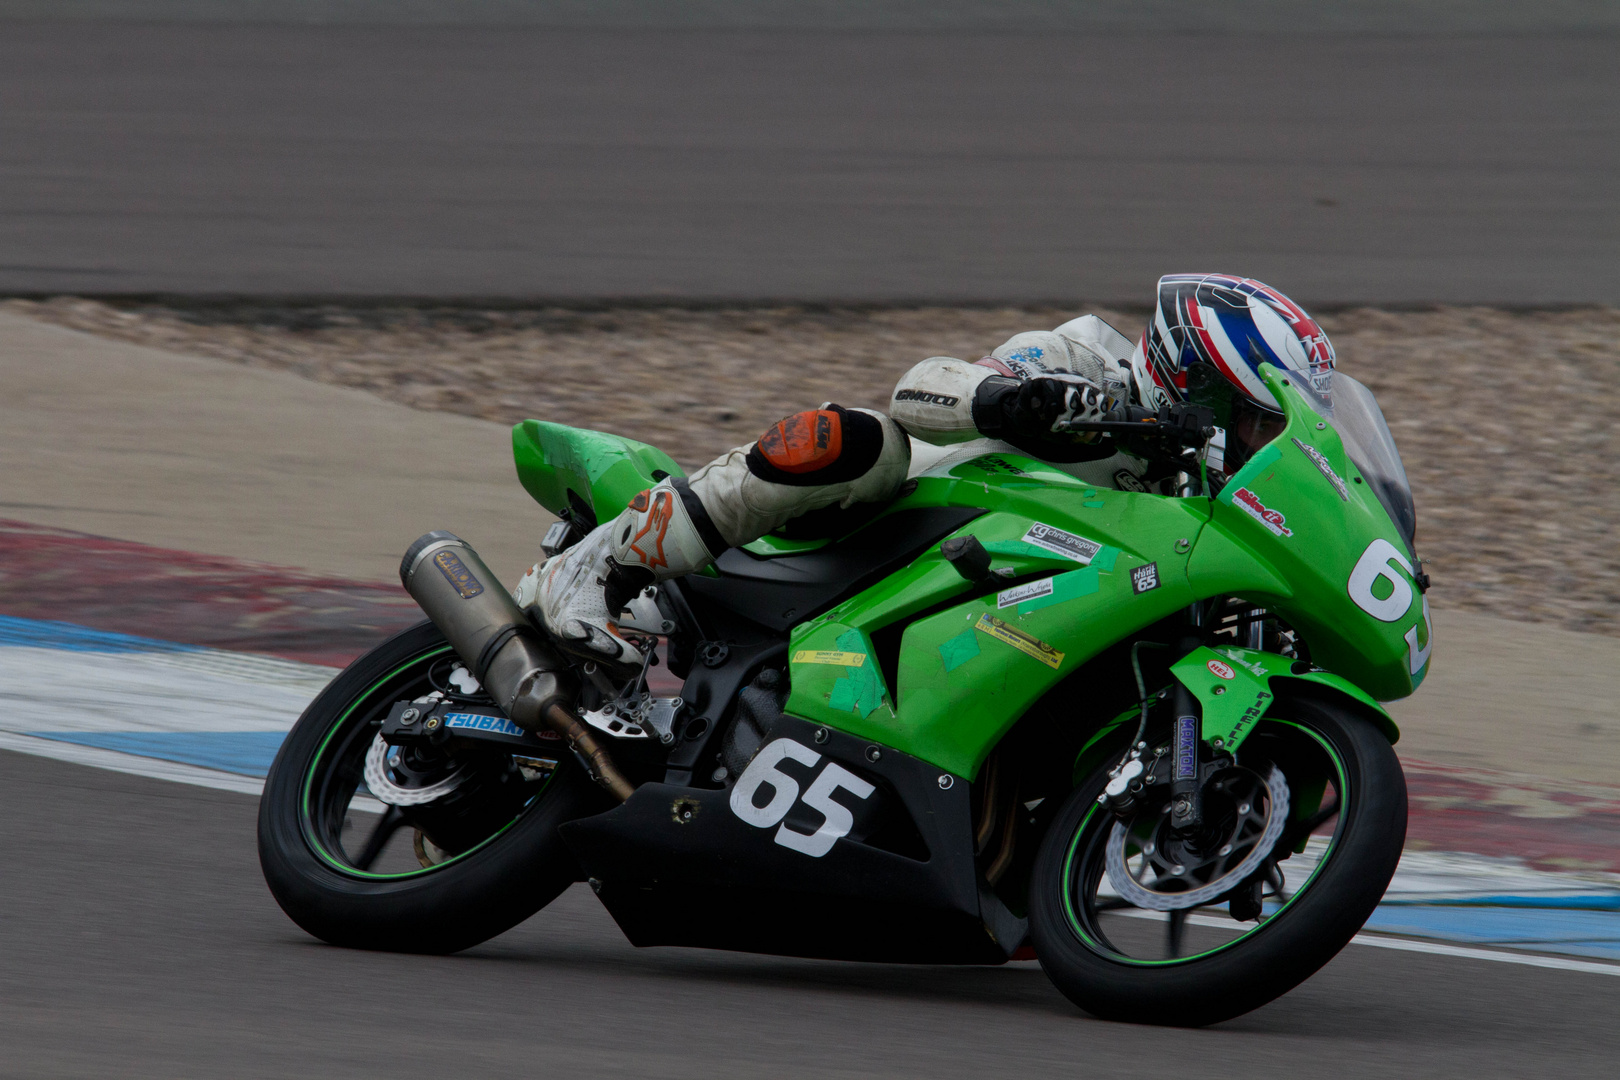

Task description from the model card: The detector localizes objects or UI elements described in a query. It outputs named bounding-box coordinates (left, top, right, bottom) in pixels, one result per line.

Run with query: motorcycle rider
left=520, top=274, right=1337, bottom=669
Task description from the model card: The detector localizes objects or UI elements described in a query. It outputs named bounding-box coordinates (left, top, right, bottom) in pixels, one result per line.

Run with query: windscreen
left=1295, top=373, right=1417, bottom=552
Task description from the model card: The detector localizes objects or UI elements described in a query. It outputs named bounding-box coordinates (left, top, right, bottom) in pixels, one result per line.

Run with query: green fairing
left=1189, top=367, right=1430, bottom=702
left=511, top=420, right=684, bottom=522
left=938, top=630, right=980, bottom=673
left=1016, top=566, right=1099, bottom=614
left=513, top=364, right=1425, bottom=783
left=782, top=369, right=1425, bottom=780
left=786, top=454, right=1208, bottom=779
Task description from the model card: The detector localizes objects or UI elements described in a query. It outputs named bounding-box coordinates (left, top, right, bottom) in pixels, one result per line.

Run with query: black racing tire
left=258, top=621, right=610, bottom=954
left=1027, top=696, right=1406, bottom=1026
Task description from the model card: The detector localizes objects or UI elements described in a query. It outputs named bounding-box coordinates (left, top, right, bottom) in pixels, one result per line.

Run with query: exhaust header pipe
left=400, top=531, right=633, bottom=801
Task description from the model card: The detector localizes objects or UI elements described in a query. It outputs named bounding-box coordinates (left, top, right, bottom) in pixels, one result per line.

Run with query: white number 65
left=729, top=738, right=876, bottom=858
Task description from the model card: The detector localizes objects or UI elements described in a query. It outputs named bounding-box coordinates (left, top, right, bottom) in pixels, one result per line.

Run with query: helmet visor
left=1183, top=360, right=1284, bottom=474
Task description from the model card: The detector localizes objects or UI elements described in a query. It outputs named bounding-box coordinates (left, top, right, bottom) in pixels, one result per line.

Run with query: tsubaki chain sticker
left=729, top=739, right=875, bottom=858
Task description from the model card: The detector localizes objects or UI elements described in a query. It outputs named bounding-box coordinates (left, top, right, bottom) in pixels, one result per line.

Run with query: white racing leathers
left=523, top=404, right=910, bottom=666
left=891, top=315, right=1152, bottom=490
left=526, top=315, right=1149, bottom=664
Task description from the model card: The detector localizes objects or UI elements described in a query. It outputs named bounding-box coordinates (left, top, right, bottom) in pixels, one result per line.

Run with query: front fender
left=1070, top=644, right=1399, bottom=786
left=1171, top=645, right=1399, bottom=750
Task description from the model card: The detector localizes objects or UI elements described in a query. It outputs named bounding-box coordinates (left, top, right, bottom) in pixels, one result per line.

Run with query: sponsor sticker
left=1114, top=469, right=1149, bottom=493
left=1311, top=368, right=1334, bottom=399
left=1174, top=714, right=1198, bottom=781
left=791, top=650, right=866, bottom=667
left=1291, top=437, right=1349, bottom=501
left=432, top=549, right=485, bottom=599
left=443, top=712, right=527, bottom=737
left=997, top=578, right=1055, bottom=608
left=1218, top=649, right=1271, bottom=679
left=1130, top=562, right=1160, bottom=594
left=969, top=455, right=1029, bottom=477
left=1231, top=487, right=1294, bottom=537
left=1021, top=522, right=1103, bottom=564
left=1229, top=690, right=1273, bottom=745
left=974, top=614, right=1064, bottom=669
left=1206, top=659, right=1236, bottom=680
left=893, top=388, right=961, bottom=408
left=625, top=488, right=677, bottom=570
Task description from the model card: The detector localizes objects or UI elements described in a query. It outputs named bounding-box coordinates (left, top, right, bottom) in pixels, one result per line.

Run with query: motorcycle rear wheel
left=1027, top=697, right=1406, bottom=1026
left=258, top=621, right=608, bottom=954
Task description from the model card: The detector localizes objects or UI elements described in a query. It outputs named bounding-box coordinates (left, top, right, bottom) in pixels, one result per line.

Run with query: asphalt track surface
left=1, top=17, right=1616, bottom=304
left=3, top=749, right=1617, bottom=1079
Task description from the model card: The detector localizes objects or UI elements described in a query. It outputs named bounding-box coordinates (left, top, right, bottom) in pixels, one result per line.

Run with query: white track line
left=0, top=730, right=385, bottom=811
left=1350, top=932, right=1620, bottom=976
left=0, top=730, right=266, bottom=795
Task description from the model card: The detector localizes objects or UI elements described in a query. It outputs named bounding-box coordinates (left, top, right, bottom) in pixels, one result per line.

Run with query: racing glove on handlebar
left=972, top=373, right=1120, bottom=439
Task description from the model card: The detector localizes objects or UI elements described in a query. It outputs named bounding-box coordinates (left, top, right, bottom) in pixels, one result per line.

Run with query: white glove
left=1017, top=373, right=1119, bottom=434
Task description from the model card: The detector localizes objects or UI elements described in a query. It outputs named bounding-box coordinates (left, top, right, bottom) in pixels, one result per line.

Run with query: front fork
left=1170, top=680, right=1203, bottom=830
left=1103, top=610, right=1212, bottom=828
left=1169, top=616, right=1208, bottom=830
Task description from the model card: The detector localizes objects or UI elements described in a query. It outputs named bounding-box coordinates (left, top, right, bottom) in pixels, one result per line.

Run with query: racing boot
left=519, top=405, right=909, bottom=669
left=517, top=479, right=720, bottom=670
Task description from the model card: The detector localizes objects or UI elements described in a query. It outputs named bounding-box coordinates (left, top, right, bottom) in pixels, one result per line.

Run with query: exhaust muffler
left=399, top=531, right=633, bottom=801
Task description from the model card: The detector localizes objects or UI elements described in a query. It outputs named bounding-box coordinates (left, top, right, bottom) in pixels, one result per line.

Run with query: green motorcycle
left=259, top=363, right=1425, bottom=1026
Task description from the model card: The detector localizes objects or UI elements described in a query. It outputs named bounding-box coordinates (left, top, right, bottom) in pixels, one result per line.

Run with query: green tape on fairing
left=939, top=628, right=981, bottom=672
left=1018, top=566, right=1099, bottom=613
left=985, top=538, right=1117, bottom=571
left=982, top=540, right=1067, bottom=559
left=1083, top=500, right=1105, bottom=508
left=829, top=629, right=885, bottom=717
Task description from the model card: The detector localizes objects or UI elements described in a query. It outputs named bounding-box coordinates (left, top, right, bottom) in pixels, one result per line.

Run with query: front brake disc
left=1104, top=765, right=1291, bottom=912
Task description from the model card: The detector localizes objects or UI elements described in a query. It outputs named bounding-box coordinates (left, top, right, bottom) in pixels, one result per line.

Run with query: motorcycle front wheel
left=258, top=621, right=608, bottom=954
left=1027, top=696, right=1406, bottom=1026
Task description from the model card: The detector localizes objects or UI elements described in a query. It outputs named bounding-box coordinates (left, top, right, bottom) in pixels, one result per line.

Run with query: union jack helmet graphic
left=1130, top=274, right=1336, bottom=414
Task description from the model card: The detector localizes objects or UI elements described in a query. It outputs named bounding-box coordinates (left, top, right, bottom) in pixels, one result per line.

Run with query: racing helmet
left=1130, top=273, right=1336, bottom=471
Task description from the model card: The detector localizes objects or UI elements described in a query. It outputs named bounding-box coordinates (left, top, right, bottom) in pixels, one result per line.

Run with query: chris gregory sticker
left=1291, top=437, right=1349, bottom=501
left=1021, top=522, right=1103, bottom=563
left=974, top=614, right=1064, bottom=669
left=1230, top=487, right=1293, bottom=537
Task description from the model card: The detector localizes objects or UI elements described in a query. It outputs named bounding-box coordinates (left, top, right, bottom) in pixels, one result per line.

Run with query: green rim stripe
left=298, top=644, right=551, bottom=880
left=1060, top=719, right=1348, bottom=966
